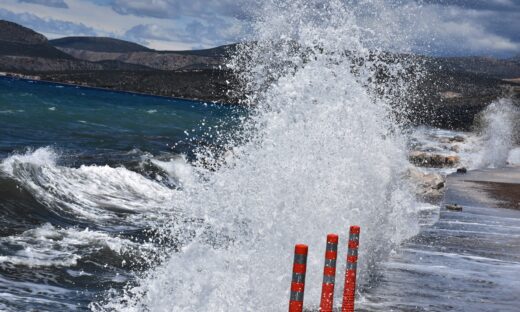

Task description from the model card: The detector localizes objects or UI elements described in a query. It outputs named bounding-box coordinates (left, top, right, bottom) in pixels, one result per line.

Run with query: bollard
left=320, top=234, right=339, bottom=312
left=289, top=244, right=308, bottom=312
left=341, top=226, right=360, bottom=312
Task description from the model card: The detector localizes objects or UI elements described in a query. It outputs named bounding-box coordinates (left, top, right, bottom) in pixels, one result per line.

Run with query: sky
left=0, top=0, right=519, bottom=57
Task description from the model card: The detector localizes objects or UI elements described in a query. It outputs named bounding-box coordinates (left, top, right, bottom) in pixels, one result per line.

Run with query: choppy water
left=0, top=77, right=243, bottom=311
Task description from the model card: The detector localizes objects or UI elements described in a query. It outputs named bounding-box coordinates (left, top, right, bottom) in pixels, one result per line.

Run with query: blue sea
left=0, top=77, right=243, bottom=310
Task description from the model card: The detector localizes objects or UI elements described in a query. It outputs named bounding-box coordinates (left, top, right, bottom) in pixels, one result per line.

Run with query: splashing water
left=96, top=1, right=421, bottom=310
left=476, top=98, right=519, bottom=169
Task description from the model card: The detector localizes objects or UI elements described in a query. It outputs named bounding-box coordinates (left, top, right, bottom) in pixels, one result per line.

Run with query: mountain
left=0, top=20, right=73, bottom=59
left=50, top=37, right=152, bottom=53
left=0, top=20, right=46, bottom=45
left=171, top=45, right=236, bottom=58
left=50, top=36, right=229, bottom=71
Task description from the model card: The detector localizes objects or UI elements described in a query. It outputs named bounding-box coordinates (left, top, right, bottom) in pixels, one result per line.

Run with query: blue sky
left=0, top=0, right=519, bottom=56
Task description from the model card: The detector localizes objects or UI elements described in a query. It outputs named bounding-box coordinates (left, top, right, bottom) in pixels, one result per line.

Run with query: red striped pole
left=289, top=244, right=308, bottom=312
left=341, top=226, right=360, bottom=312
left=320, top=234, right=339, bottom=312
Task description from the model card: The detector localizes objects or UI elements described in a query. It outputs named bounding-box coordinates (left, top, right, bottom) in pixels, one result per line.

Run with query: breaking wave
left=95, top=1, right=422, bottom=311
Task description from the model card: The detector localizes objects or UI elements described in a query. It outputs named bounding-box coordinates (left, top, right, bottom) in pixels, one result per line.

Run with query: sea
left=0, top=77, right=244, bottom=310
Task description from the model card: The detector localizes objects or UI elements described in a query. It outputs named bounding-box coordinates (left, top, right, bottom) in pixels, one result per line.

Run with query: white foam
left=507, top=147, right=520, bottom=166
left=0, top=147, right=178, bottom=224
left=0, top=223, right=151, bottom=268
left=150, top=155, right=195, bottom=189
left=475, top=99, right=519, bottom=168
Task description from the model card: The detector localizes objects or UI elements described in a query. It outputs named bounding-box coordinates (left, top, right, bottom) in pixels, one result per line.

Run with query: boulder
left=450, top=136, right=465, bottom=143
left=457, top=167, right=468, bottom=174
left=409, top=151, right=460, bottom=168
left=450, top=145, right=461, bottom=153
left=406, top=167, right=446, bottom=201
left=445, top=204, right=463, bottom=211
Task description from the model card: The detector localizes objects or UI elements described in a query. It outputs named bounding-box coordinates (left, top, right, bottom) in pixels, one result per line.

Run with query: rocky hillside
left=50, top=36, right=227, bottom=70
left=0, top=20, right=46, bottom=45
left=50, top=36, right=152, bottom=53
left=0, top=20, right=145, bottom=71
left=0, top=20, right=73, bottom=60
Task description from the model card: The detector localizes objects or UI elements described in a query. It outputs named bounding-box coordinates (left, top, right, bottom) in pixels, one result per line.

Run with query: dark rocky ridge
left=0, top=20, right=47, bottom=45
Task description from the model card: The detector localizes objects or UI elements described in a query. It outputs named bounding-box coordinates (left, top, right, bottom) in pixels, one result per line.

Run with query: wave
left=97, top=1, right=422, bottom=311
left=475, top=98, right=519, bottom=168
left=0, top=147, right=180, bottom=226
left=0, top=223, right=153, bottom=268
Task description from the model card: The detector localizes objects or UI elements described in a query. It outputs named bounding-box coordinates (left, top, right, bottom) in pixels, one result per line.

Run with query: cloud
left=109, top=0, right=253, bottom=20
left=4, top=0, right=520, bottom=55
left=0, top=8, right=98, bottom=37
left=112, top=0, right=170, bottom=19
left=124, top=18, right=244, bottom=49
left=18, top=0, right=69, bottom=9
left=348, top=1, right=520, bottom=57
left=408, top=2, right=520, bottom=56
left=124, top=24, right=172, bottom=42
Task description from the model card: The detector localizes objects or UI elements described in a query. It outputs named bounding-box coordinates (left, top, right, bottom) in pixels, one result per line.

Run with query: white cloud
left=18, top=0, right=68, bottom=9
left=409, top=3, right=520, bottom=56
left=0, top=8, right=97, bottom=37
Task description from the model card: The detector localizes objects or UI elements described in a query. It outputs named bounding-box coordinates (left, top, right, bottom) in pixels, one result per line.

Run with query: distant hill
left=50, top=37, right=152, bottom=53
left=0, top=20, right=72, bottom=59
left=0, top=21, right=156, bottom=72
left=50, top=36, right=227, bottom=71
left=0, top=20, right=47, bottom=45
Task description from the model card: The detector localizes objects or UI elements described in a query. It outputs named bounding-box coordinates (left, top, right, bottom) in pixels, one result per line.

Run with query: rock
left=457, top=167, right=468, bottom=174
left=450, top=145, right=461, bottom=153
left=445, top=156, right=460, bottom=166
left=439, top=136, right=465, bottom=144
left=406, top=167, right=446, bottom=201
left=445, top=204, right=463, bottom=211
left=450, top=136, right=465, bottom=143
left=409, top=151, right=460, bottom=168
